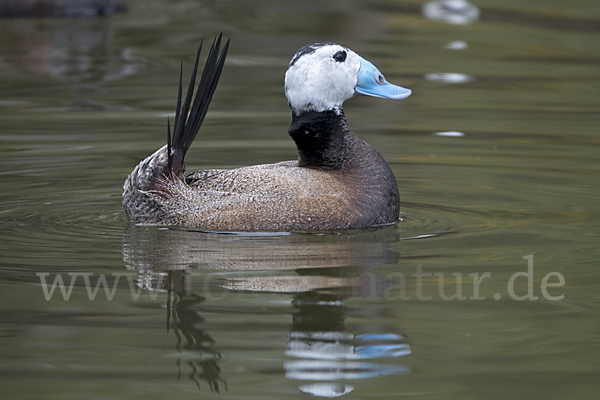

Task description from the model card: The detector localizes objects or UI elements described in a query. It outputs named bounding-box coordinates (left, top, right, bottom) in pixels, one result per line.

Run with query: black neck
left=288, top=110, right=359, bottom=170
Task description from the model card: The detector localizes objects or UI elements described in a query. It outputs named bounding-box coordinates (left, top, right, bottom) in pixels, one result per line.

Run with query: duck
left=122, top=35, right=411, bottom=231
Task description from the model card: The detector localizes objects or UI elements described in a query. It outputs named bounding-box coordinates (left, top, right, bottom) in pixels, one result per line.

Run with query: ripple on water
left=399, top=201, right=485, bottom=240
left=0, top=187, right=125, bottom=283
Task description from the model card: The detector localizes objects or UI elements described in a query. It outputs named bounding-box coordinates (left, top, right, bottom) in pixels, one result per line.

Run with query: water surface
left=1, top=0, right=599, bottom=399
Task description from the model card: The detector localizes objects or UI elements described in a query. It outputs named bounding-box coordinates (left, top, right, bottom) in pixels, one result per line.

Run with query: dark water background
left=1, top=0, right=599, bottom=398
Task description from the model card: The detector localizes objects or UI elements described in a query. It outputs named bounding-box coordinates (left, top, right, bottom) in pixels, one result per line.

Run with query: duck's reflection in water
left=165, top=270, right=227, bottom=392
left=123, top=225, right=411, bottom=396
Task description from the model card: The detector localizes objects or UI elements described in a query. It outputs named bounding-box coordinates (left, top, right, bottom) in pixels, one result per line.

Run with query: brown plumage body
left=123, top=111, right=399, bottom=231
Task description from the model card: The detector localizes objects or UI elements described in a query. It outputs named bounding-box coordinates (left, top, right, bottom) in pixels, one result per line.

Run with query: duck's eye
left=333, top=50, right=347, bottom=63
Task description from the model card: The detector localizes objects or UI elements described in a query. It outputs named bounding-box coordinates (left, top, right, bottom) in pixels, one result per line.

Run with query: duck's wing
left=146, top=163, right=366, bottom=231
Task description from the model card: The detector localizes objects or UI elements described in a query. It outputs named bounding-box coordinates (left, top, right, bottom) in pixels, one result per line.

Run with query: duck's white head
left=284, top=43, right=411, bottom=116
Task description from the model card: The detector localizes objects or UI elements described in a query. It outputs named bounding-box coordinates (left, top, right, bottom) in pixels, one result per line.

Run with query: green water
left=1, top=0, right=599, bottom=398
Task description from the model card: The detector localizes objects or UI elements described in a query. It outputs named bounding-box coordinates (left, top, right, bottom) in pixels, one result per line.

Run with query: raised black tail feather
left=167, top=35, right=230, bottom=176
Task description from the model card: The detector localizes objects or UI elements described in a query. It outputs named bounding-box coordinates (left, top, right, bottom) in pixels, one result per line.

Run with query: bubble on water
left=423, top=0, right=480, bottom=25
left=443, top=40, right=468, bottom=50
left=424, top=72, right=475, bottom=83
left=433, top=131, right=465, bottom=137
